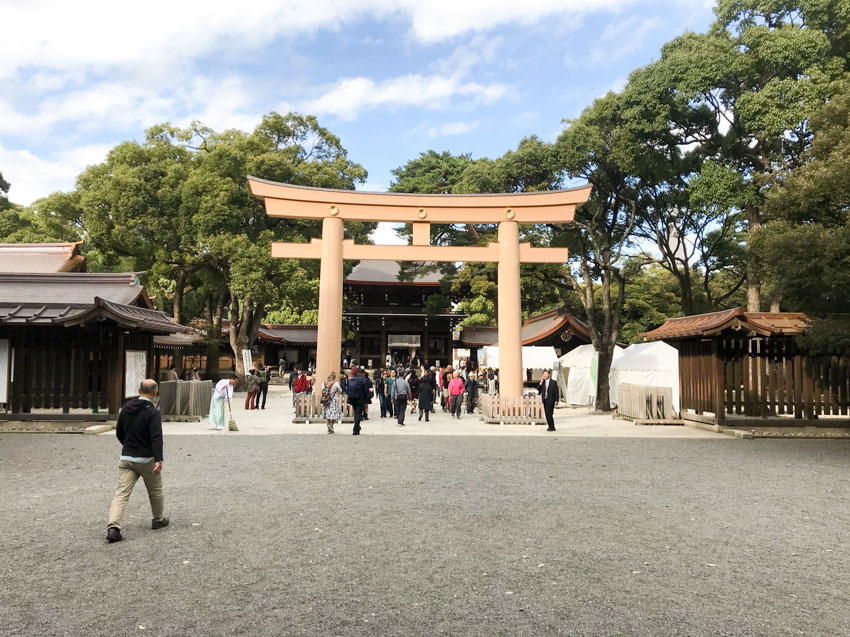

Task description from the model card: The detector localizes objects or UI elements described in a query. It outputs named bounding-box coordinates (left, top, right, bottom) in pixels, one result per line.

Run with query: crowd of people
left=313, top=363, right=500, bottom=435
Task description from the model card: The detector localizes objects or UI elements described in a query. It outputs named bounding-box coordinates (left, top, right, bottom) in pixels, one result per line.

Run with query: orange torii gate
left=248, top=177, right=591, bottom=399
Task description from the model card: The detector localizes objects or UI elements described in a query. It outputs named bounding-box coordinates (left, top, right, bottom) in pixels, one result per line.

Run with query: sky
left=1, top=0, right=716, bottom=244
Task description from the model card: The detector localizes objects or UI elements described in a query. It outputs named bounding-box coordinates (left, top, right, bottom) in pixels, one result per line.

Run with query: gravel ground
left=1, top=434, right=849, bottom=637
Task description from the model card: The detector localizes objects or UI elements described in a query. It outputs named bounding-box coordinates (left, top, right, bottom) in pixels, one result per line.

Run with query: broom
left=227, top=399, right=238, bottom=431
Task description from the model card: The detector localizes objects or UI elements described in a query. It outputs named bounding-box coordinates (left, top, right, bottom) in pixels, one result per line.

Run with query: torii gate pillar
left=316, top=216, right=344, bottom=385
left=497, top=220, right=523, bottom=398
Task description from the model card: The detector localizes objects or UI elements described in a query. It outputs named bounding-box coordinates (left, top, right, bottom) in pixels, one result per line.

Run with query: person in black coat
left=417, top=372, right=434, bottom=421
left=537, top=369, right=560, bottom=431
left=347, top=369, right=368, bottom=435
left=465, top=372, right=481, bottom=414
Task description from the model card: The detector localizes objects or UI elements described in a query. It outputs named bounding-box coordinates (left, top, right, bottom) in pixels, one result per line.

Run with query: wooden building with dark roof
left=343, top=260, right=461, bottom=367
left=0, top=272, right=192, bottom=419
left=460, top=307, right=593, bottom=359
left=643, top=307, right=849, bottom=427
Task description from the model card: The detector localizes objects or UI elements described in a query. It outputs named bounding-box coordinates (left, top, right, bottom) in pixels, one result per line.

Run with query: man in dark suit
left=537, top=369, right=559, bottom=431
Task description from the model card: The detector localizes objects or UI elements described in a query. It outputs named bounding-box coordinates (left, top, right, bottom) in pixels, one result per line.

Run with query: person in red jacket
left=293, top=367, right=308, bottom=408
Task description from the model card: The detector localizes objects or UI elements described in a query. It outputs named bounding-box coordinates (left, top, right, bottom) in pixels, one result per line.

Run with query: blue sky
left=1, top=0, right=716, bottom=245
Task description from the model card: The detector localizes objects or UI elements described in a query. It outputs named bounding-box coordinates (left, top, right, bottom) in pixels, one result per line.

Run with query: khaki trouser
left=107, top=460, right=165, bottom=529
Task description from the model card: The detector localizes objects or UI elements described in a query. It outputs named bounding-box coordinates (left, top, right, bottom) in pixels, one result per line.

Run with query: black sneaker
left=151, top=517, right=170, bottom=530
left=106, top=527, right=123, bottom=543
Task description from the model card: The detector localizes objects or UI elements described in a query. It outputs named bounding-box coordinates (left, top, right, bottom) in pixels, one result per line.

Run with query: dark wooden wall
left=679, top=336, right=850, bottom=422
left=2, top=327, right=153, bottom=416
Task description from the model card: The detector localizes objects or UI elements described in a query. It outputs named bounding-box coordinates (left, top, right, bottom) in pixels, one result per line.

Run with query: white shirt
left=214, top=378, right=233, bottom=400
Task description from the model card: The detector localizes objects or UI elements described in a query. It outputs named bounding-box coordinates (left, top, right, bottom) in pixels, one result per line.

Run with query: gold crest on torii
left=249, top=177, right=591, bottom=399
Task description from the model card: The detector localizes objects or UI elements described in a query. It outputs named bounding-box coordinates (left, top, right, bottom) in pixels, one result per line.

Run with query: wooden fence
left=480, top=394, right=545, bottom=425
left=616, top=383, right=676, bottom=420
left=679, top=337, right=850, bottom=423
left=294, top=392, right=354, bottom=423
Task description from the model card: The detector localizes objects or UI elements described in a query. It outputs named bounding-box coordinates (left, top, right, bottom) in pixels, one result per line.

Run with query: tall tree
left=644, top=0, right=850, bottom=310
left=557, top=92, right=638, bottom=412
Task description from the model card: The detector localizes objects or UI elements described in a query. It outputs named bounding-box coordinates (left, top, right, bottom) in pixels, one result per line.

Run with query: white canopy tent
left=557, top=344, right=625, bottom=406
left=610, top=341, right=680, bottom=414
left=479, top=346, right=559, bottom=372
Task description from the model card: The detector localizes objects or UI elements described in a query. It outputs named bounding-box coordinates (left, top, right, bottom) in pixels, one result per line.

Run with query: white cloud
left=2, top=0, right=638, bottom=80
left=427, top=120, right=480, bottom=138
left=0, top=142, right=110, bottom=206
left=305, top=74, right=508, bottom=121
left=590, top=16, right=659, bottom=64
left=370, top=222, right=408, bottom=246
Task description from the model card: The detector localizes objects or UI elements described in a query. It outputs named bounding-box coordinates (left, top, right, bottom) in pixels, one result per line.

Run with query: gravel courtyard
left=1, top=434, right=848, bottom=636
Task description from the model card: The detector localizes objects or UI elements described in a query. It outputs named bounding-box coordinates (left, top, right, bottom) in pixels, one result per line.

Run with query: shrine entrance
left=249, top=178, right=591, bottom=399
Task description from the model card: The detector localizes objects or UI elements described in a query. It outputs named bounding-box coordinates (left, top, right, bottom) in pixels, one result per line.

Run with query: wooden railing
left=616, top=383, right=676, bottom=420
left=480, top=394, right=545, bottom=425
left=294, top=393, right=354, bottom=423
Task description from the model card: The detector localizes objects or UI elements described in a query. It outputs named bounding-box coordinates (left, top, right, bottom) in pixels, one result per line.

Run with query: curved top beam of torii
left=248, top=176, right=591, bottom=224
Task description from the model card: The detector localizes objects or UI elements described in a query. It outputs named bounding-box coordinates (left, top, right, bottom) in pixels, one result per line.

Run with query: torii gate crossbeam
left=249, top=177, right=591, bottom=399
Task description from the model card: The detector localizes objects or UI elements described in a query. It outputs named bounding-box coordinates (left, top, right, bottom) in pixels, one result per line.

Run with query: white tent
left=479, top=346, right=559, bottom=371
left=610, top=341, right=680, bottom=414
left=557, top=344, right=625, bottom=406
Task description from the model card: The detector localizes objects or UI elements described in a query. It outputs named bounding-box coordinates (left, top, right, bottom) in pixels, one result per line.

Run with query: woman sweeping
left=210, top=375, right=238, bottom=430
left=321, top=371, right=343, bottom=434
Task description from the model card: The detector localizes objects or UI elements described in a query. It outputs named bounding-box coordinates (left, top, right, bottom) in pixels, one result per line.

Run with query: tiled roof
left=459, top=309, right=591, bottom=346
left=642, top=307, right=810, bottom=341
left=0, top=297, right=191, bottom=334
left=0, top=272, right=149, bottom=307
left=221, top=324, right=343, bottom=345
left=0, top=241, right=86, bottom=273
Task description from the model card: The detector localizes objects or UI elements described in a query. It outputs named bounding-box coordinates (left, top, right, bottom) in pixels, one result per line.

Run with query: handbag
left=252, top=383, right=260, bottom=393
left=320, top=387, right=331, bottom=404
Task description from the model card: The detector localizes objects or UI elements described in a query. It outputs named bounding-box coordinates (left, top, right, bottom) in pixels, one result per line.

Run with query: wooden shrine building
left=0, top=272, right=192, bottom=420
left=643, top=307, right=850, bottom=427
left=344, top=260, right=460, bottom=368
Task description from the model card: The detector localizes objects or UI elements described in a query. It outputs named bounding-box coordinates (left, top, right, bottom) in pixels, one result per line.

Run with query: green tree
left=557, top=91, right=639, bottom=411
left=643, top=0, right=850, bottom=310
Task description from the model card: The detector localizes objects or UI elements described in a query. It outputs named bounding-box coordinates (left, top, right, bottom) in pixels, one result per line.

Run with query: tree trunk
left=228, top=295, right=262, bottom=390
left=769, top=286, right=782, bottom=313
left=173, top=268, right=187, bottom=324
left=595, top=346, right=614, bottom=412
left=204, top=293, right=227, bottom=380
left=746, top=206, right=762, bottom=312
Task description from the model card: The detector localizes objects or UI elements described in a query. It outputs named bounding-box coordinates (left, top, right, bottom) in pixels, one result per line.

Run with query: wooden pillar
left=316, top=216, right=344, bottom=385
left=380, top=328, right=387, bottom=368
left=107, top=329, right=125, bottom=415
left=497, top=220, right=523, bottom=398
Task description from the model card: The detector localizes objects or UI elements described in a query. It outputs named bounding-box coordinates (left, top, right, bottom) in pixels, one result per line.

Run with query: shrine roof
left=0, top=241, right=86, bottom=273
left=345, top=260, right=442, bottom=285
left=0, top=272, right=150, bottom=307
left=459, top=309, right=591, bottom=347
left=642, top=307, right=810, bottom=341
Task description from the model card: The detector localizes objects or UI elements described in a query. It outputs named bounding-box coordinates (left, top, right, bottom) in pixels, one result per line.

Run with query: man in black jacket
left=538, top=369, right=560, bottom=431
left=106, top=379, right=168, bottom=543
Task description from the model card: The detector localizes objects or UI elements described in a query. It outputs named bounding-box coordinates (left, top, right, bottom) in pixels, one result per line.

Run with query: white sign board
left=242, top=349, right=254, bottom=376
left=0, top=339, right=9, bottom=403
left=124, top=350, right=148, bottom=398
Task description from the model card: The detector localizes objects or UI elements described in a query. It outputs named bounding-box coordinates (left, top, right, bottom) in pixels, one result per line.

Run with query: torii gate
left=248, top=177, right=591, bottom=399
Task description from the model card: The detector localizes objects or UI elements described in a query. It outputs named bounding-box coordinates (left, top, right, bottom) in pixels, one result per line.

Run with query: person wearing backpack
left=347, top=368, right=368, bottom=435
left=320, top=371, right=342, bottom=434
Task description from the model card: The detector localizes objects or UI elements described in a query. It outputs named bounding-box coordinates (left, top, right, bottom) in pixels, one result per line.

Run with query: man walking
left=391, top=372, right=411, bottom=426
left=385, top=369, right=396, bottom=418
left=538, top=369, right=560, bottom=431
left=106, top=379, right=168, bottom=543
left=348, top=368, right=368, bottom=435
left=465, top=372, right=480, bottom=415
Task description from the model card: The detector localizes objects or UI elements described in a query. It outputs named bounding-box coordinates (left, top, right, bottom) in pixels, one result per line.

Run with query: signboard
left=388, top=335, right=421, bottom=348
left=0, top=339, right=9, bottom=403
left=242, top=349, right=254, bottom=376
left=124, top=350, right=147, bottom=398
